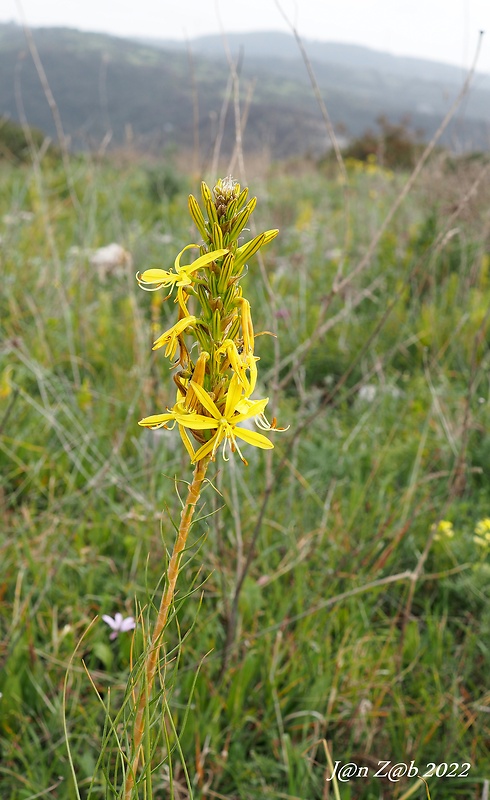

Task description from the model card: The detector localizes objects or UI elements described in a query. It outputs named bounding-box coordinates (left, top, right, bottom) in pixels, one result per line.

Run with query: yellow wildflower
left=186, top=377, right=273, bottom=463
left=137, top=351, right=211, bottom=463
left=474, top=518, right=490, bottom=548
left=139, top=375, right=273, bottom=464
left=432, top=520, right=454, bottom=541
left=215, top=338, right=258, bottom=395
left=152, top=315, right=197, bottom=360
left=137, top=177, right=282, bottom=466
left=475, top=518, right=490, bottom=536
left=137, top=245, right=228, bottom=312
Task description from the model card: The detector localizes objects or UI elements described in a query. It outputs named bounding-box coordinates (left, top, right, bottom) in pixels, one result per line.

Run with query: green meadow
left=1, top=147, right=489, bottom=799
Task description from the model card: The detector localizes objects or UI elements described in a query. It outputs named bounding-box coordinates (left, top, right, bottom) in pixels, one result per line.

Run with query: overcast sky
left=3, top=0, right=490, bottom=74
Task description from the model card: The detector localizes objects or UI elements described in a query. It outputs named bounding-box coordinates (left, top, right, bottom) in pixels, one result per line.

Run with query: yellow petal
left=193, top=430, right=223, bottom=462
left=138, top=269, right=175, bottom=284
left=174, top=243, right=200, bottom=271
left=233, top=427, right=274, bottom=449
left=175, top=245, right=229, bottom=274
left=174, top=411, right=218, bottom=430
left=179, top=425, right=197, bottom=461
left=224, top=373, right=245, bottom=419
left=174, top=272, right=194, bottom=287
left=188, top=247, right=229, bottom=270
left=247, top=356, right=258, bottom=394
left=189, top=381, right=220, bottom=419
left=138, top=413, right=175, bottom=428
left=152, top=315, right=196, bottom=349
left=176, top=286, right=191, bottom=315
left=233, top=396, right=269, bottom=422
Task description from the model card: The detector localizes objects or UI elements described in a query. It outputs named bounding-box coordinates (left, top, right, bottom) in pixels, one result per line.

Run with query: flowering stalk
left=124, top=455, right=210, bottom=799
left=126, top=177, right=281, bottom=796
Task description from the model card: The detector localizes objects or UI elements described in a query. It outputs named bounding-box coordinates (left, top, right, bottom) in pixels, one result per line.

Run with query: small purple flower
left=102, top=612, right=136, bottom=640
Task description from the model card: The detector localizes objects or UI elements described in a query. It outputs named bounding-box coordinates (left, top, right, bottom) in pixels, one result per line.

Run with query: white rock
left=90, top=243, right=132, bottom=281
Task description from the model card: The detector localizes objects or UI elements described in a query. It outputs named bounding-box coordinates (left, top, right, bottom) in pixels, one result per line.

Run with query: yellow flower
left=473, top=535, right=490, bottom=548
left=185, top=376, right=273, bottom=463
left=137, top=245, right=228, bottom=311
left=215, top=338, right=258, bottom=395
left=235, top=395, right=287, bottom=433
left=432, top=519, right=454, bottom=541
left=475, top=518, right=490, bottom=537
left=474, top=518, right=490, bottom=548
left=139, top=352, right=213, bottom=462
left=138, top=394, right=198, bottom=461
left=139, top=374, right=273, bottom=464
left=152, top=315, right=197, bottom=360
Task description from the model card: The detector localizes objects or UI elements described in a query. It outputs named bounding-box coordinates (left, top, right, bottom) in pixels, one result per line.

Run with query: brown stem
left=124, top=456, right=210, bottom=799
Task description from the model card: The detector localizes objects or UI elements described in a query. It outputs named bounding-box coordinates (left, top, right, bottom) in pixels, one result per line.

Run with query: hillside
left=1, top=23, right=489, bottom=157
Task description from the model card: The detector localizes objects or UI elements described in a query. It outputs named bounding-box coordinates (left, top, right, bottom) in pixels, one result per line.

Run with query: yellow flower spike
left=152, top=315, right=197, bottom=359
left=137, top=177, right=281, bottom=464
left=178, top=376, right=273, bottom=464
left=131, top=177, right=280, bottom=799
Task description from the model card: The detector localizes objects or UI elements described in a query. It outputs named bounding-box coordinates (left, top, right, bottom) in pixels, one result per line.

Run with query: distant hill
left=1, top=23, right=489, bottom=158
left=141, top=30, right=488, bottom=86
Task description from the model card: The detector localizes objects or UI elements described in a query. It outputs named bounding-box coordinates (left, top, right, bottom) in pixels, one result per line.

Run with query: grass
left=0, top=149, right=489, bottom=799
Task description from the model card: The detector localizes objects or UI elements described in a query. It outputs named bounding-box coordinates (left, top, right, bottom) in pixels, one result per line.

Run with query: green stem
left=124, top=456, right=210, bottom=799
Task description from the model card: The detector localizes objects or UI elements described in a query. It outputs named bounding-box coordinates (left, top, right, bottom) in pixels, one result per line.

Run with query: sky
left=2, top=0, right=490, bottom=74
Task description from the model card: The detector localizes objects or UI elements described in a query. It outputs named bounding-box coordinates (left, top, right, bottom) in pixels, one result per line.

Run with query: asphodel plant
left=125, top=177, right=281, bottom=797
